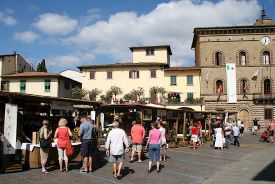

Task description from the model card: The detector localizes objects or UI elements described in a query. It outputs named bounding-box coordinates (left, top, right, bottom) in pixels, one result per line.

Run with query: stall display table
left=21, top=142, right=81, bottom=169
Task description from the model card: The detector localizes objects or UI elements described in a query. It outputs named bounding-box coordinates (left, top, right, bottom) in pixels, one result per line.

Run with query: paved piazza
left=1, top=133, right=275, bottom=184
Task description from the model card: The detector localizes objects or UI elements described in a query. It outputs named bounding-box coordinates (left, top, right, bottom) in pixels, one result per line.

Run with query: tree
left=100, top=90, right=113, bottom=102
left=110, top=86, right=122, bottom=101
left=36, top=59, right=47, bottom=72
left=149, top=86, right=166, bottom=104
left=123, top=93, right=133, bottom=101
left=72, top=88, right=88, bottom=99
left=130, top=87, right=144, bottom=101
left=89, top=88, right=102, bottom=101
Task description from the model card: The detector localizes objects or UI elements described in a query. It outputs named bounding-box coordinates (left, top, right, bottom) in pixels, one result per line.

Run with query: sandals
left=42, top=171, right=49, bottom=174
left=116, top=174, right=122, bottom=180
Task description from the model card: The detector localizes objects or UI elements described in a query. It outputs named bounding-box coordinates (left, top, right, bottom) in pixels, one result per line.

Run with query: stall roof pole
left=183, top=111, right=187, bottom=146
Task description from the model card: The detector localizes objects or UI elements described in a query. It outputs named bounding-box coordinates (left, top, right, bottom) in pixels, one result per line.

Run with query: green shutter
left=187, top=75, right=193, bottom=85
left=44, top=79, right=51, bottom=92
left=6, top=81, right=10, bottom=92
left=20, top=80, right=26, bottom=93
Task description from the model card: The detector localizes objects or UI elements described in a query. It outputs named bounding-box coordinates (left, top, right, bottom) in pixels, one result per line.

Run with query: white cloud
left=33, top=13, right=78, bottom=35
left=79, top=8, right=101, bottom=26
left=14, top=31, right=39, bottom=43
left=0, top=10, right=17, bottom=26
left=65, top=0, right=260, bottom=67
left=46, top=52, right=95, bottom=70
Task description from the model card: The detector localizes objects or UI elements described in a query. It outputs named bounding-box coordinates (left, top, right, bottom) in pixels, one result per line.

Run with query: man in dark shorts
left=78, top=117, right=94, bottom=173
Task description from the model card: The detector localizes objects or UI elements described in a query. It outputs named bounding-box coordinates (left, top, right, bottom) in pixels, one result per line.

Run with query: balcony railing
left=167, top=97, right=204, bottom=105
left=253, top=93, right=275, bottom=104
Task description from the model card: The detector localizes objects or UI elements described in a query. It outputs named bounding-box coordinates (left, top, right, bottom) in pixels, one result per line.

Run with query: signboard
left=226, top=63, right=237, bottom=103
left=90, top=111, right=96, bottom=121
left=100, top=113, right=104, bottom=131
left=51, top=101, right=73, bottom=111
left=4, top=103, right=18, bottom=154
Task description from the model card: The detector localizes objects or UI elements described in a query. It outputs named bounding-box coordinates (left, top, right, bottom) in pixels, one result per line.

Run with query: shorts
left=132, top=144, right=142, bottom=152
left=80, top=139, right=93, bottom=157
left=57, top=147, right=68, bottom=161
left=109, top=154, right=125, bottom=163
left=191, top=135, right=198, bottom=142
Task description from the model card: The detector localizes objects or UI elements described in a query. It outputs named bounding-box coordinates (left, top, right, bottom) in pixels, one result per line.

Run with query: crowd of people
left=37, top=115, right=275, bottom=180
left=38, top=117, right=168, bottom=179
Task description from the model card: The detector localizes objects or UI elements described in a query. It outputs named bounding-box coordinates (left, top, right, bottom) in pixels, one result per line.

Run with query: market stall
left=0, top=91, right=100, bottom=173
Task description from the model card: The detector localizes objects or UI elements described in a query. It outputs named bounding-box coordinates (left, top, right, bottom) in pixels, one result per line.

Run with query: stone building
left=192, top=10, right=275, bottom=129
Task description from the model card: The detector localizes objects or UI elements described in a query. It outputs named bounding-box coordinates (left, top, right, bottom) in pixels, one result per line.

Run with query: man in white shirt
left=232, top=124, right=240, bottom=147
left=105, top=121, right=129, bottom=180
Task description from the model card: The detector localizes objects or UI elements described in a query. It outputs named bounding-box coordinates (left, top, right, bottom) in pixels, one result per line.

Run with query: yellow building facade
left=79, top=45, right=203, bottom=110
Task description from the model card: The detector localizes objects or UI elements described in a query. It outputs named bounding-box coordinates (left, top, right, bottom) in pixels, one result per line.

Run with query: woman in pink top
left=146, top=121, right=162, bottom=173
left=54, top=118, right=72, bottom=172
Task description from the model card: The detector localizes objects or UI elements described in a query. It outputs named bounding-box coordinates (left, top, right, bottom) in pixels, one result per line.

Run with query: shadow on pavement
left=253, top=160, right=275, bottom=182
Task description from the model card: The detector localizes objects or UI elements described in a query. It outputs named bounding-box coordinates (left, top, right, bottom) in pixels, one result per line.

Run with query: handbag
left=40, top=138, right=51, bottom=149
left=39, top=127, right=51, bottom=149
left=66, top=128, right=74, bottom=157
left=222, top=137, right=226, bottom=144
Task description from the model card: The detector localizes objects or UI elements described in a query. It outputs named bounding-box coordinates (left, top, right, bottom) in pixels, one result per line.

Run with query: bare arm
left=54, top=128, right=58, bottom=139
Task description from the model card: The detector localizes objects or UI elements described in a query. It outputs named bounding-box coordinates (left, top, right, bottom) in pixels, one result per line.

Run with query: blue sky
left=0, top=0, right=274, bottom=72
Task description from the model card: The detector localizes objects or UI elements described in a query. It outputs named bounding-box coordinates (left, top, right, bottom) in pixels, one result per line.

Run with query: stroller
left=259, top=129, right=272, bottom=143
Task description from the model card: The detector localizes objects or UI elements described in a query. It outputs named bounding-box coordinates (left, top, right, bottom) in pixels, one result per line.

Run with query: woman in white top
left=158, top=121, right=167, bottom=162
left=214, top=122, right=224, bottom=150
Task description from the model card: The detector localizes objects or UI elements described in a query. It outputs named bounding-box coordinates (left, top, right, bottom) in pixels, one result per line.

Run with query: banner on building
left=4, top=103, right=18, bottom=154
left=226, top=63, right=237, bottom=103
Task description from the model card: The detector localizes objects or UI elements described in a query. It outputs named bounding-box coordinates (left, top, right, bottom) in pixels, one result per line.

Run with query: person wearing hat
left=105, top=121, right=129, bottom=179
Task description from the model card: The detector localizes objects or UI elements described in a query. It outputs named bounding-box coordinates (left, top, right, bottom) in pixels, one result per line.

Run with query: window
left=264, top=79, right=271, bottom=95
left=1, top=81, right=10, bottom=91
left=90, top=71, right=95, bottom=79
left=240, top=80, right=248, bottom=94
left=187, top=92, right=194, bottom=99
left=216, top=80, right=223, bottom=94
left=215, top=52, right=222, bottom=66
left=264, top=109, right=273, bottom=120
left=150, top=70, right=156, bottom=78
left=263, top=51, right=270, bottom=65
left=187, top=75, right=193, bottom=85
left=20, top=80, right=26, bottom=93
left=107, top=71, right=112, bottom=79
left=129, top=70, right=139, bottom=79
left=64, top=82, right=70, bottom=90
left=146, top=48, right=154, bottom=55
left=239, top=51, right=246, bottom=66
left=170, top=76, right=177, bottom=85
left=44, top=79, right=51, bottom=92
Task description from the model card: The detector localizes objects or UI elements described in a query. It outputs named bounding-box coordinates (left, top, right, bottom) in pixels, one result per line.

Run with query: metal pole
left=183, top=111, right=187, bottom=146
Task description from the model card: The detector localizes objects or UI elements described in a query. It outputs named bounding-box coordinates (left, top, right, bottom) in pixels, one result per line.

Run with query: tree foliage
left=89, top=88, right=102, bottom=101
left=36, top=59, right=47, bottom=72
left=110, top=86, right=122, bottom=100
left=72, top=88, right=88, bottom=99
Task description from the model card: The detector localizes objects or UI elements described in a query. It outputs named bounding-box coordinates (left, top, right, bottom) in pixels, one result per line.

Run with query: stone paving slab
left=0, top=133, right=274, bottom=184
